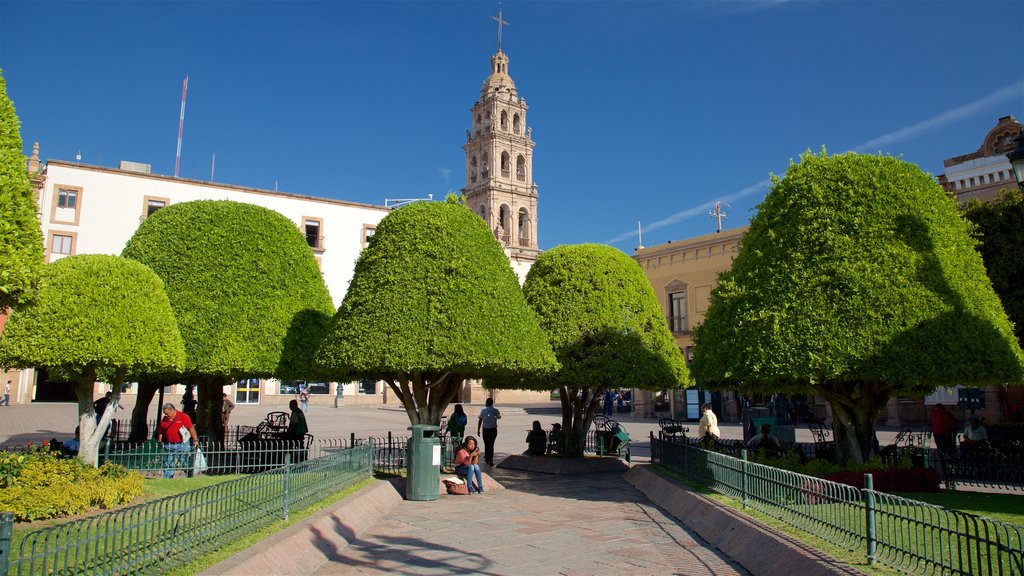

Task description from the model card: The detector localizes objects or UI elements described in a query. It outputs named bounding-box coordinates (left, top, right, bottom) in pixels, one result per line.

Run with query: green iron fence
left=651, top=435, right=1024, bottom=576
left=0, top=443, right=372, bottom=576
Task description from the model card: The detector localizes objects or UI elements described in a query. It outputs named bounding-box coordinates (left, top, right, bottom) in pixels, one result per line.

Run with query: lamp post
left=1006, top=129, right=1024, bottom=191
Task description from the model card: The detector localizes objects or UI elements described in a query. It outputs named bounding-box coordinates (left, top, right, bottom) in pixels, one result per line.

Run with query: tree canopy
left=0, top=254, right=185, bottom=465
left=505, top=243, right=690, bottom=456
left=963, top=188, right=1024, bottom=347
left=317, top=200, right=557, bottom=425
left=121, top=200, right=335, bottom=436
left=692, top=151, right=1024, bottom=464
left=0, top=69, right=43, bottom=310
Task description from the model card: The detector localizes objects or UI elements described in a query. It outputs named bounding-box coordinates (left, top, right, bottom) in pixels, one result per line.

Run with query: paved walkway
left=312, top=468, right=749, bottom=576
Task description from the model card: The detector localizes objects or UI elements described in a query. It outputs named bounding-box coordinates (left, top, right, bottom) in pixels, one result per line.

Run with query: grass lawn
left=896, top=490, right=1024, bottom=526
left=653, top=465, right=1024, bottom=576
left=142, top=473, right=246, bottom=499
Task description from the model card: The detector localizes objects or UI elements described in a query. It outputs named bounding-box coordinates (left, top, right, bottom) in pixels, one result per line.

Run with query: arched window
left=481, top=153, right=489, bottom=178
left=470, top=156, right=478, bottom=183
left=500, top=151, right=511, bottom=178
left=479, top=205, right=487, bottom=220
left=497, top=205, right=512, bottom=245
left=513, top=113, right=522, bottom=134
left=500, top=110, right=509, bottom=131
left=517, top=208, right=530, bottom=246
left=516, top=155, right=526, bottom=181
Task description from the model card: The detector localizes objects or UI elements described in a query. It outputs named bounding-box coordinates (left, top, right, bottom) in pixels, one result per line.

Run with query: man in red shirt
left=930, top=403, right=958, bottom=456
left=158, top=402, right=199, bottom=479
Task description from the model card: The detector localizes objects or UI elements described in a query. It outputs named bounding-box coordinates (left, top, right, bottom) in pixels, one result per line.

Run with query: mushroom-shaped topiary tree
left=692, top=151, right=1024, bottom=465
left=0, top=255, right=185, bottom=466
left=0, top=69, right=44, bottom=310
left=121, top=200, right=335, bottom=440
left=491, top=244, right=690, bottom=457
left=317, top=200, right=558, bottom=426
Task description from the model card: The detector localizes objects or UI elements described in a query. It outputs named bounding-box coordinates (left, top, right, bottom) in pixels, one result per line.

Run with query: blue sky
left=2, top=1, right=1022, bottom=251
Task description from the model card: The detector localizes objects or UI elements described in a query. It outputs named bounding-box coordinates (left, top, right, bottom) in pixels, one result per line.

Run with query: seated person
left=547, top=423, right=563, bottom=455
left=525, top=420, right=547, bottom=456
left=958, top=415, right=988, bottom=456
left=746, top=423, right=781, bottom=454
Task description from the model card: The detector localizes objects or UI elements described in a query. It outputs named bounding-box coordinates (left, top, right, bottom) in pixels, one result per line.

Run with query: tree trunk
left=128, top=380, right=160, bottom=442
left=195, top=376, right=228, bottom=442
left=561, top=386, right=602, bottom=458
left=822, top=382, right=888, bottom=466
left=389, top=373, right=463, bottom=427
left=76, top=367, right=126, bottom=467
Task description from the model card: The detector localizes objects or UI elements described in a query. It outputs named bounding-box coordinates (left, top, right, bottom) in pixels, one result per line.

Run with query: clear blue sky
left=2, top=1, right=1022, bottom=251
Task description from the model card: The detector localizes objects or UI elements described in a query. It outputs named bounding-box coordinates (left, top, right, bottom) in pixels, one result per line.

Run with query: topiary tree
left=491, top=244, right=690, bottom=457
left=0, top=255, right=185, bottom=466
left=0, top=69, right=44, bottom=310
left=692, top=151, right=1024, bottom=465
left=317, top=200, right=558, bottom=426
left=121, top=200, right=335, bottom=439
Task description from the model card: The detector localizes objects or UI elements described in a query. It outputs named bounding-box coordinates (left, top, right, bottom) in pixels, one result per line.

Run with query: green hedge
left=0, top=447, right=144, bottom=521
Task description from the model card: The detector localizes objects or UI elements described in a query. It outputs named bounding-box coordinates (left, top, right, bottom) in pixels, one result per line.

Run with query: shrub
left=0, top=449, right=145, bottom=521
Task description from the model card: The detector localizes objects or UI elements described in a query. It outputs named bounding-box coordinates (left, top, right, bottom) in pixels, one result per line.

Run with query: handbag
left=192, top=447, right=208, bottom=475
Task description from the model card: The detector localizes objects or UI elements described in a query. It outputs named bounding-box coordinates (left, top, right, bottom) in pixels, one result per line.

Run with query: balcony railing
left=501, top=169, right=511, bottom=178
left=518, top=236, right=531, bottom=247
left=517, top=173, right=526, bottom=182
left=668, top=315, right=688, bottom=334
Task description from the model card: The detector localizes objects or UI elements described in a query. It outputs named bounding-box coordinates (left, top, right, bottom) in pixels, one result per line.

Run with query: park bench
left=658, top=418, right=688, bottom=441
left=808, top=421, right=836, bottom=462
left=592, top=416, right=630, bottom=461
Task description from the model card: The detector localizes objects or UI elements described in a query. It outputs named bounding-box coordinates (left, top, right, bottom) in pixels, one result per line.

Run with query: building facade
left=938, top=115, right=1021, bottom=204
left=10, top=145, right=390, bottom=407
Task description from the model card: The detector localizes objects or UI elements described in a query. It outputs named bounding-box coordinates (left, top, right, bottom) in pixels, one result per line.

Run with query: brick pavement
left=311, top=468, right=750, bottom=576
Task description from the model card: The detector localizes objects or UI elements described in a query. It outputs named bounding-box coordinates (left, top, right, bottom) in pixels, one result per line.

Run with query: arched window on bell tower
left=500, top=110, right=509, bottom=131
left=470, top=156, right=478, bottom=183
left=517, top=208, right=530, bottom=247
left=497, top=204, right=511, bottom=245
left=500, top=151, right=511, bottom=178
left=516, top=155, right=526, bottom=182
left=513, top=113, right=522, bottom=135
left=481, top=152, right=489, bottom=178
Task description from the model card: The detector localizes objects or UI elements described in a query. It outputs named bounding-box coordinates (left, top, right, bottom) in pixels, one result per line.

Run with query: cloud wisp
left=606, top=81, right=1024, bottom=247
left=854, top=80, right=1023, bottom=153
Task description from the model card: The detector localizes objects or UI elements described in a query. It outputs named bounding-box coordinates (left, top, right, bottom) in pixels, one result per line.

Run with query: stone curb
left=200, top=479, right=403, bottom=576
left=624, top=466, right=866, bottom=576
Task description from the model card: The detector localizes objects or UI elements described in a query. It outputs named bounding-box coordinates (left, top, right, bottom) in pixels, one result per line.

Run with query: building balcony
left=501, top=169, right=511, bottom=178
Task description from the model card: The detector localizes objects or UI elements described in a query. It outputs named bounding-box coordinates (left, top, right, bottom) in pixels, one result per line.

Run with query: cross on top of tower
left=492, top=3, right=509, bottom=52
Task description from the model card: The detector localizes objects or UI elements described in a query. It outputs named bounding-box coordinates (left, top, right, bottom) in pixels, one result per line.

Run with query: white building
left=9, top=146, right=390, bottom=407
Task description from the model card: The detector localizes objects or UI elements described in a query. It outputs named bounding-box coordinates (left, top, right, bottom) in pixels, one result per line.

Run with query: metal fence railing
left=95, top=438, right=349, bottom=477
left=651, top=435, right=1024, bottom=576
left=355, top=432, right=457, bottom=475
left=1, top=443, right=372, bottom=576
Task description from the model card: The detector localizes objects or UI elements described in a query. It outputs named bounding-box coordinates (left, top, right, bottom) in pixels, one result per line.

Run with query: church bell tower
left=462, top=9, right=540, bottom=275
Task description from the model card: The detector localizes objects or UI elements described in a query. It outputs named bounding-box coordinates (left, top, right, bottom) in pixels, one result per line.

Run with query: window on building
left=481, top=153, right=489, bottom=177
left=500, top=110, right=509, bottom=131
left=500, top=151, right=511, bottom=178
left=359, top=379, right=377, bottom=395
left=669, top=291, right=687, bottom=333
left=58, top=188, right=78, bottom=208
left=51, top=234, right=73, bottom=256
left=362, top=224, right=376, bottom=249
left=146, top=199, right=166, bottom=216
left=518, top=208, right=530, bottom=246
left=513, top=113, right=522, bottom=134
left=303, top=218, right=323, bottom=250
left=280, top=380, right=329, bottom=395
left=516, top=155, right=526, bottom=181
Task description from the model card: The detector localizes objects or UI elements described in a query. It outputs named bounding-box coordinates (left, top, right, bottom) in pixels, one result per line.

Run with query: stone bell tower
left=462, top=20, right=540, bottom=278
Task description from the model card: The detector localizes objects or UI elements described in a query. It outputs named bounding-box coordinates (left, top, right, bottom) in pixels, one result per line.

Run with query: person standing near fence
left=446, top=403, right=467, bottom=442
left=299, top=385, right=310, bottom=413
left=477, top=397, right=501, bottom=466
left=287, top=399, right=309, bottom=463
left=930, top=403, right=958, bottom=456
left=157, top=403, right=199, bottom=479
left=698, top=403, right=720, bottom=447
left=221, top=392, right=236, bottom=437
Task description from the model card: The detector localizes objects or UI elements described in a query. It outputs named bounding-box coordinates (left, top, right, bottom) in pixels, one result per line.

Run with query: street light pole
left=1006, top=129, right=1024, bottom=191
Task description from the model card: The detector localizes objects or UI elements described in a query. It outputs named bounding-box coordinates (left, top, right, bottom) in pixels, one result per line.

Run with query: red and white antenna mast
left=174, top=76, right=188, bottom=178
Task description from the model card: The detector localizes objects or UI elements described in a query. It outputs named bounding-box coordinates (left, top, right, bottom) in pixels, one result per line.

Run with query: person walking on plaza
left=446, top=403, right=468, bottom=442
left=1, top=381, right=10, bottom=406
left=477, top=397, right=501, bottom=466
left=698, top=403, right=720, bottom=447
left=298, top=385, right=310, bottom=413
left=930, top=403, right=958, bottom=456
left=157, top=403, right=199, bottom=479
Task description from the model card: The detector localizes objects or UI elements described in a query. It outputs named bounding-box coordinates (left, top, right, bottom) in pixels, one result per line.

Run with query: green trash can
left=406, top=425, right=441, bottom=501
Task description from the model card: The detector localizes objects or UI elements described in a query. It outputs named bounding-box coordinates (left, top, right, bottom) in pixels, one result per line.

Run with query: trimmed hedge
left=0, top=447, right=145, bottom=521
